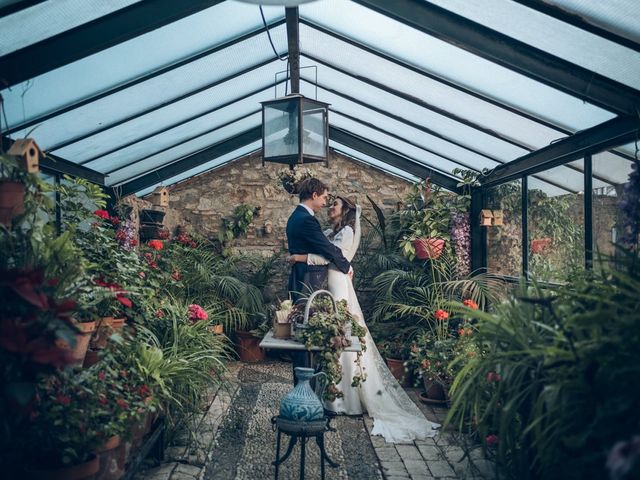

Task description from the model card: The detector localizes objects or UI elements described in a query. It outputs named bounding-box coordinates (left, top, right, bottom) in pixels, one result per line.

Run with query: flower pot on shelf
left=235, top=330, right=266, bottom=362
left=83, top=349, right=100, bottom=368
left=385, top=357, right=412, bottom=387
left=422, top=377, right=448, bottom=403
left=61, top=321, right=97, bottom=367
left=139, top=209, right=165, bottom=224
left=94, top=435, right=123, bottom=480
left=27, top=454, right=100, bottom=480
left=0, top=180, right=26, bottom=226
left=413, top=238, right=445, bottom=260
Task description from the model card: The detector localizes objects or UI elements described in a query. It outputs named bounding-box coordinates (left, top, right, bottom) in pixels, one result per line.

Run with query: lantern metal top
left=261, top=94, right=330, bottom=168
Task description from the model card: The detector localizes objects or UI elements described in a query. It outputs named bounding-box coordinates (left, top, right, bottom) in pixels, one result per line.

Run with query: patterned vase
left=279, top=367, right=326, bottom=421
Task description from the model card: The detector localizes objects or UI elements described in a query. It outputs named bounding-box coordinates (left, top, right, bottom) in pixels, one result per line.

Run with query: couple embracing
left=286, top=178, right=439, bottom=444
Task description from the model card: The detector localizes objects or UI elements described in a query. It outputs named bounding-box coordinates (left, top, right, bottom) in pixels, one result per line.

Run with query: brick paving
left=136, top=361, right=495, bottom=480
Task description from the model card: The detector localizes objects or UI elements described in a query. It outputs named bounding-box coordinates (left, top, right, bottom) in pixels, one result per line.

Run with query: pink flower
left=486, top=434, right=499, bottom=446
left=188, top=304, right=208, bottom=322
left=116, top=296, right=132, bottom=308
left=486, top=371, right=501, bottom=383
left=55, top=394, right=71, bottom=406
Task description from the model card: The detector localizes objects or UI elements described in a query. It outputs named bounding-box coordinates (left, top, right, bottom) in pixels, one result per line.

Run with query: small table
left=260, top=330, right=362, bottom=368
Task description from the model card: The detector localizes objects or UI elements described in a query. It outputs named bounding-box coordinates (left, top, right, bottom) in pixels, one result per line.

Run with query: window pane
left=592, top=151, right=634, bottom=259
left=528, top=163, right=585, bottom=282
left=486, top=180, right=522, bottom=277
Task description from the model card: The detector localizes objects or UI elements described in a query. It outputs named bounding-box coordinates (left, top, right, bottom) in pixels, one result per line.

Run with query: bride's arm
left=307, top=227, right=354, bottom=265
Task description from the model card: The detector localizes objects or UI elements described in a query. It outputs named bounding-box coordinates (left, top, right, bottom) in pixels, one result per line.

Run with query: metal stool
left=271, top=416, right=339, bottom=480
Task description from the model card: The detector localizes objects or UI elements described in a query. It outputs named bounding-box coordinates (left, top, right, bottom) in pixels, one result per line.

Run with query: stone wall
left=132, top=148, right=413, bottom=301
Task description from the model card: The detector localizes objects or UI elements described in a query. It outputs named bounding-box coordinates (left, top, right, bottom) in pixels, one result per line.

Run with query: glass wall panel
left=528, top=163, right=584, bottom=282
left=486, top=180, right=522, bottom=277
left=592, top=151, right=635, bottom=259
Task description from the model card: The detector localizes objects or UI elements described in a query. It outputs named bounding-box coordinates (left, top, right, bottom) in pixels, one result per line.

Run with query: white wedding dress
left=307, top=206, right=439, bottom=443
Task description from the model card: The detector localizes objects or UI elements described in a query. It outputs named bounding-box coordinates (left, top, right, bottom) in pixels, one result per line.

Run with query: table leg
left=273, top=435, right=298, bottom=466
left=299, top=436, right=306, bottom=480
left=274, top=429, right=281, bottom=479
left=316, top=433, right=339, bottom=468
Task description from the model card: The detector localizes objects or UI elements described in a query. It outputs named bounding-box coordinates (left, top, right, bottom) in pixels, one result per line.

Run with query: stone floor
left=136, top=361, right=496, bottom=480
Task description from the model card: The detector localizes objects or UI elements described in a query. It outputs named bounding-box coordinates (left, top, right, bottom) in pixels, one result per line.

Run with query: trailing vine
left=289, top=297, right=367, bottom=401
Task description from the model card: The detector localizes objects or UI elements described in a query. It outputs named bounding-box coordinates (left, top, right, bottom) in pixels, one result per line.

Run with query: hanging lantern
left=261, top=94, right=329, bottom=168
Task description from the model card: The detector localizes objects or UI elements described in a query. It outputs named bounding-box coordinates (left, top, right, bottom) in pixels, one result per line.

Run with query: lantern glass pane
left=302, top=101, right=327, bottom=158
left=264, top=100, right=299, bottom=159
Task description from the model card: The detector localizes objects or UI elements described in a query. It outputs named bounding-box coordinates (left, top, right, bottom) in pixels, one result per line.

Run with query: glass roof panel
left=329, top=142, right=418, bottom=183
left=527, top=176, right=573, bottom=197
left=569, top=151, right=633, bottom=186
left=299, top=24, right=569, bottom=149
left=548, top=0, right=640, bottom=45
left=54, top=64, right=285, bottom=163
left=427, top=0, right=640, bottom=91
left=107, top=114, right=261, bottom=186
left=135, top=142, right=261, bottom=197
left=299, top=0, right=615, bottom=129
left=1, top=3, right=285, bottom=132
left=297, top=66, right=528, bottom=162
left=0, top=0, right=141, bottom=56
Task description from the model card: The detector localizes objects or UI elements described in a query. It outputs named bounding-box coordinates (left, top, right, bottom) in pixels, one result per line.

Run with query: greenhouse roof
left=1, top=0, right=638, bottom=196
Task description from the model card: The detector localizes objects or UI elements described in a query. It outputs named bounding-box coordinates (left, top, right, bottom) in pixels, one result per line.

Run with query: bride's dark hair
left=331, top=196, right=357, bottom=236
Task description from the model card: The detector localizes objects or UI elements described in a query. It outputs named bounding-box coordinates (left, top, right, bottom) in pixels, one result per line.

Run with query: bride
left=287, top=195, right=439, bottom=443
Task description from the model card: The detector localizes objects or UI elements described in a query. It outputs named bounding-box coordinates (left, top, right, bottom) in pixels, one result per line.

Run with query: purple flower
left=619, top=160, right=640, bottom=249
left=451, top=213, right=471, bottom=276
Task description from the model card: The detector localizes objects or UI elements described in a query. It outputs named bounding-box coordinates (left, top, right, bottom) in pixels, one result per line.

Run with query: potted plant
left=399, top=178, right=454, bottom=261
left=275, top=167, right=313, bottom=194
left=374, top=330, right=413, bottom=387
left=235, top=312, right=269, bottom=362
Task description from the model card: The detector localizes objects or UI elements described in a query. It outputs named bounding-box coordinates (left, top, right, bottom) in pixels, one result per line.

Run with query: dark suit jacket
left=286, top=205, right=350, bottom=302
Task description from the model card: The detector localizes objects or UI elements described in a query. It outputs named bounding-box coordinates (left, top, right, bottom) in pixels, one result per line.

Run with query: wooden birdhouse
left=151, top=186, right=169, bottom=207
left=492, top=209, right=504, bottom=226
left=7, top=138, right=41, bottom=173
left=480, top=209, right=494, bottom=227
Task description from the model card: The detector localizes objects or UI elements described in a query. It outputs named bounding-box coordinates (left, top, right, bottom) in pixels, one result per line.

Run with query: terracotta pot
left=413, top=238, right=445, bottom=260
left=94, top=436, right=123, bottom=480
left=28, top=454, right=100, bottom=480
left=235, top=330, right=265, bottom=362
left=423, top=377, right=448, bottom=401
left=208, top=324, right=224, bottom=335
left=385, top=357, right=411, bottom=387
left=0, top=180, right=25, bottom=226
left=61, top=321, right=96, bottom=367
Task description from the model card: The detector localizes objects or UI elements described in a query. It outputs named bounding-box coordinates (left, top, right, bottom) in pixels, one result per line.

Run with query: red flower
left=116, top=398, right=129, bottom=409
left=171, top=270, right=181, bottom=281
left=486, top=434, right=499, bottom=446
left=190, top=241, right=197, bottom=248
left=110, top=216, right=120, bottom=226
left=463, top=299, right=479, bottom=310
left=116, top=296, right=132, bottom=308
left=138, top=384, right=151, bottom=397
left=434, top=309, right=449, bottom=321
left=138, top=271, right=146, bottom=279
left=98, top=394, right=108, bottom=405
left=147, top=240, right=164, bottom=250
left=130, top=239, right=138, bottom=247
left=55, top=394, right=71, bottom=406
left=94, top=209, right=110, bottom=220
left=458, top=328, right=465, bottom=336
left=98, top=371, right=106, bottom=381
left=149, top=261, right=158, bottom=269
left=155, top=309, right=165, bottom=318
left=486, top=371, right=501, bottom=383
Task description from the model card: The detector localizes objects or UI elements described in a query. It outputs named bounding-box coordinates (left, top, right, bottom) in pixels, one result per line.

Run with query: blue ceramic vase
left=279, top=367, right=326, bottom=421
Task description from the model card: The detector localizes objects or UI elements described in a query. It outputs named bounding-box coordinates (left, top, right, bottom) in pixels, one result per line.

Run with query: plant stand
left=271, top=416, right=339, bottom=480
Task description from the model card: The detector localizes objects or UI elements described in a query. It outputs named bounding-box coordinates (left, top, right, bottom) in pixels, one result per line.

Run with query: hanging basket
left=413, top=238, right=445, bottom=260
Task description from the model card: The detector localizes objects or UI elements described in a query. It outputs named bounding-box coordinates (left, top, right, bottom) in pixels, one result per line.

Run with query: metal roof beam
left=1, top=136, right=105, bottom=184
left=4, top=18, right=286, bottom=136
left=0, top=0, right=225, bottom=88
left=328, top=126, right=462, bottom=193
left=0, top=1, right=46, bottom=18
left=353, top=0, right=640, bottom=117
left=481, top=116, right=640, bottom=187
left=117, top=126, right=261, bottom=196
left=512, top=0, right=640, bottom=54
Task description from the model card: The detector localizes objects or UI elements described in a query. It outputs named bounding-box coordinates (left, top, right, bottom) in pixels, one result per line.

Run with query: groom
left=286, top=177, right=351, bottom=303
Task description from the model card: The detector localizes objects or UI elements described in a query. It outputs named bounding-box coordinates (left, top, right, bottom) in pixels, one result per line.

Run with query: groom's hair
left=298, top=178, right=328, bottom=201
